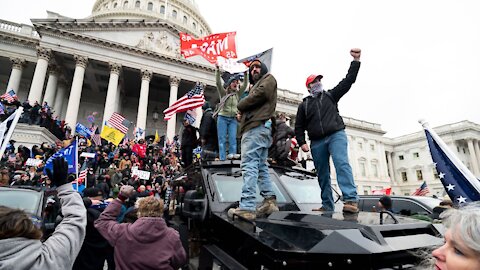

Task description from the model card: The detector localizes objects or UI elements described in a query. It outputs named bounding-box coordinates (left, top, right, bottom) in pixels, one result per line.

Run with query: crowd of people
left=1, top=98, right=70, bottom=140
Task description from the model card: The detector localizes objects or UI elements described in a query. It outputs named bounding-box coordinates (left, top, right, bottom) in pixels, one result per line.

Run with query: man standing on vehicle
left=295, top=48, right=361, bottom=213
left=228, top=59, right=278, bottom=221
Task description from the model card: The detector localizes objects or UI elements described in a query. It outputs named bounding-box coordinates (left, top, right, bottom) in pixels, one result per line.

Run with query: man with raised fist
left=295, top=48, right=362, bottom=214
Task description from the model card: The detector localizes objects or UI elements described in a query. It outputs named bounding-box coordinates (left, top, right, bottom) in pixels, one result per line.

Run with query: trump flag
left=180, top=32, right=237, bottom=63
left=420, top=120, right=480, bottom=204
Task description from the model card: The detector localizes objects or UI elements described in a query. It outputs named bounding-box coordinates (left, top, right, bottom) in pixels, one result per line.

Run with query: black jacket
left=295, top=61, right=360, bottom=145
left=199, top=108, right=218, bottom=150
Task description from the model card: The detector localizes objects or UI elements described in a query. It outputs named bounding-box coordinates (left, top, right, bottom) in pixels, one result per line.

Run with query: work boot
left=256, top=197, right=279, bottom=217
left=312, top=207, right=328, bottom=212
left=343, top=201, right=359, bottom=213
left=227, top=207, right=256, bottom=221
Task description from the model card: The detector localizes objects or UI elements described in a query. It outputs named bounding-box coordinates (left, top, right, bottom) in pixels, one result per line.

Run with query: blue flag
left=421, top=120, right=480, bottom=204
left=44, top=140, right=77, bottom=175
left=75, top=123, right=93, bottom=138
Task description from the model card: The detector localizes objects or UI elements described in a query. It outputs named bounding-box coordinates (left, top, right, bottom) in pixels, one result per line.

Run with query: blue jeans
left=239, top=124, right=275, bottom=211
left=217, top=115, right=237, bottom=160
left=310, top=129, right=358, bottom=211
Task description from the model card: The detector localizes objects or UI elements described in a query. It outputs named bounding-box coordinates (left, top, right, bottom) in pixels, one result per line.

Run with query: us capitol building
left=1, top=0, right=480, bottom=196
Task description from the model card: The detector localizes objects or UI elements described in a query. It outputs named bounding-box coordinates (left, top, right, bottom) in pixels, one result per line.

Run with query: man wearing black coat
left=199, top=102, right=218, bottom=159
left=180, top=118, right=198, bottom=168
left=295, top=48, right=362, bottom=214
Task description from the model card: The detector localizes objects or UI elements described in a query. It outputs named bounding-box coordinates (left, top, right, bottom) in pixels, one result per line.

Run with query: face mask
left=310, top=82, right=323, bottom=96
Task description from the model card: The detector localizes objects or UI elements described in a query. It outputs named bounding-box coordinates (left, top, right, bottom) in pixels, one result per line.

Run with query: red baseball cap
left=305, top=74, right=323, bottom=89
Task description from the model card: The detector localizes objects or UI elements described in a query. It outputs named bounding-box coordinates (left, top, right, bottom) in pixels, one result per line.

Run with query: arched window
left=113, top=2, right=118, bottom=8
left=147, top=2, right=153, bottom=10
left=200, top=29, right=203, bottom=35
left=160, top=5, right=165, bottom=14
left=172, top=10, right=177, bottom=19
left=124, top=1, right=128, bottom=7
left=192, top=21, right=196, bottom=29
left=135, top=0, right=140, bottom=8
left=183, top=16, right=188, bottom=24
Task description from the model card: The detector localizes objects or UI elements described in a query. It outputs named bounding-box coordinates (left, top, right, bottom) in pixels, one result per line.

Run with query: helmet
left=305, top=74, right=323, bottom=88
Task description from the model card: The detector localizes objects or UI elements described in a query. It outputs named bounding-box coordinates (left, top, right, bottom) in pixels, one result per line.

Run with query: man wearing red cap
left=295, top=48, right=361, bottom=213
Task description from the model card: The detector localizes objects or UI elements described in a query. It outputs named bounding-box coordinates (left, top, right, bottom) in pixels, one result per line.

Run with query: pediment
left=32, top=19, right=212, bottom=66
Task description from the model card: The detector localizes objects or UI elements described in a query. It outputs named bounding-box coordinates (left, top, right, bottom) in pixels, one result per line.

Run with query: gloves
left=46, top=157, right=69, bottom=187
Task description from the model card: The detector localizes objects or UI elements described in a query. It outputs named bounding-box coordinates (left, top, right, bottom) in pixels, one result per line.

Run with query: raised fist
left=350, top=48, right=361, bottom=60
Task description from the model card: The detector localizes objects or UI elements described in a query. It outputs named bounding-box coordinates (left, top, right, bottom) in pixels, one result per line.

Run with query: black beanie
left=379, top=195, right=392, bottom=210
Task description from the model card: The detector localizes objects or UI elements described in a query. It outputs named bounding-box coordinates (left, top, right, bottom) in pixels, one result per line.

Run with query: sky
left=1, top=0, right=479, bottom=137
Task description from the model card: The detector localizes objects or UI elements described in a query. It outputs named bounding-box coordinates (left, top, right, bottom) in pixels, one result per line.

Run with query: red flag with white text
left=180, top=32, right=237, bottom=63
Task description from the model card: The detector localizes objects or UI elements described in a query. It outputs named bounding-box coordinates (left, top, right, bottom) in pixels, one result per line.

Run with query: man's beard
left=252, top=72, right=261, bottom=83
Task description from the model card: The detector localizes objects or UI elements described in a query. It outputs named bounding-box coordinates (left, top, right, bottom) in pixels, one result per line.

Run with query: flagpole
left=75, top=136, right=79, bottom=191
left=0, top=106, right=23, bottom=158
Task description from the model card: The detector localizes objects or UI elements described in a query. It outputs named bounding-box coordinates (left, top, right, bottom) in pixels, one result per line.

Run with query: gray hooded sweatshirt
left=0, top=183, right=86, bottom=270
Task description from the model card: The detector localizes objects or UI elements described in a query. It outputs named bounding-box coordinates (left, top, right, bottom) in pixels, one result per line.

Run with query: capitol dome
left=90, top=0, right=211, bottom=37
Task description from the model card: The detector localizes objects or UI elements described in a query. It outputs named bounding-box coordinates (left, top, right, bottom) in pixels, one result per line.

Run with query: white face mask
left=310, top=82, right=323, bottom=95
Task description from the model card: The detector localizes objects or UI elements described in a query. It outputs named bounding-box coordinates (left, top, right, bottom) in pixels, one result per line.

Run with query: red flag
left=180, top=32, right=237, bottom=63
left=372, top=187, right=392, bottom=195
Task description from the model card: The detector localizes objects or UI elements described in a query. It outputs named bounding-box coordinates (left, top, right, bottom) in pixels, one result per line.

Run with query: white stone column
left=386, top=151, right=395, bottom=184
left=102, top=63, right=122, bottom=129
left=42, top=64, right=59, bottom=107
left=474, top=140, right=480, bottom=170
left=136, top=69, right=152, bottom=132
left=64, top=55, right=88, bottom=129
left=53, top=78, right=67, bottom=118
left=6, top=58, right=26, bottom=93
left=166, top=76, right=180, bottom=141
left=467, top=139, right=480, bottom=175
left=28, top=47, right=51, bottom=105
left=114, top=84, right=121, bottom=114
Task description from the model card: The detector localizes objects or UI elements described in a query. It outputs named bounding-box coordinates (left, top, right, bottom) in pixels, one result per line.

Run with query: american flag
left=163, top=83, right=204, bottom=120
left=107, top=112, right=131, bottom=134
left=0, top=90, right=17, bottom=103
left=90, top=125, right=102, bottom=146
left=412, top=181, right=430, bottom=196
left=421, top=120, right=480, bottom=204
left=77, top=168, right=88, bottom=184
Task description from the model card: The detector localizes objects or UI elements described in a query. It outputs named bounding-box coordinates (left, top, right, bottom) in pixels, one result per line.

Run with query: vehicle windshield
left=212, top=173, right=288, bottom=203
left=0, top=189, right=42, bottom=214
left=279, top=172, right=323, bottom=204
left=410, top=196, right=442, bottom=209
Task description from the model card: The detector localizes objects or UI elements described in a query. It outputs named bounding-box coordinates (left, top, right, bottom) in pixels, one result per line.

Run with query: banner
left=217, top=48, right=273, bottom=74
left=75, top=123, right=93, bottom=138
left=44, top=140, right=77, bottom=175
left=132, top=167, right=151, bottom=180
left=80, top=152, right=96, bottom=158
left=180, top=32, right=237, bottom=63
left=100, top=125, right=126, bottom=146
left=25, top=158, right=43, bottom=167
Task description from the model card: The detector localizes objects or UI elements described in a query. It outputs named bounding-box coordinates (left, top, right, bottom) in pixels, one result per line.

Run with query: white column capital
left=74, top=55, right=89, bottom=68
left=109, top=62, right=122, bottom=75
left=47, top=63, right=60, bottom=76
left=141, top=69, right=153, bottom=81
left=10, top=58, right=26, bottom=70
left=36, top=46, right=52, bottom=61
left=169, top=76, right=181, bottom=86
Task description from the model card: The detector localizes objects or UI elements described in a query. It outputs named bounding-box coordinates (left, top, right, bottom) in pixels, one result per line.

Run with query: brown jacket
left=237, top=74, right=277, bottom=135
